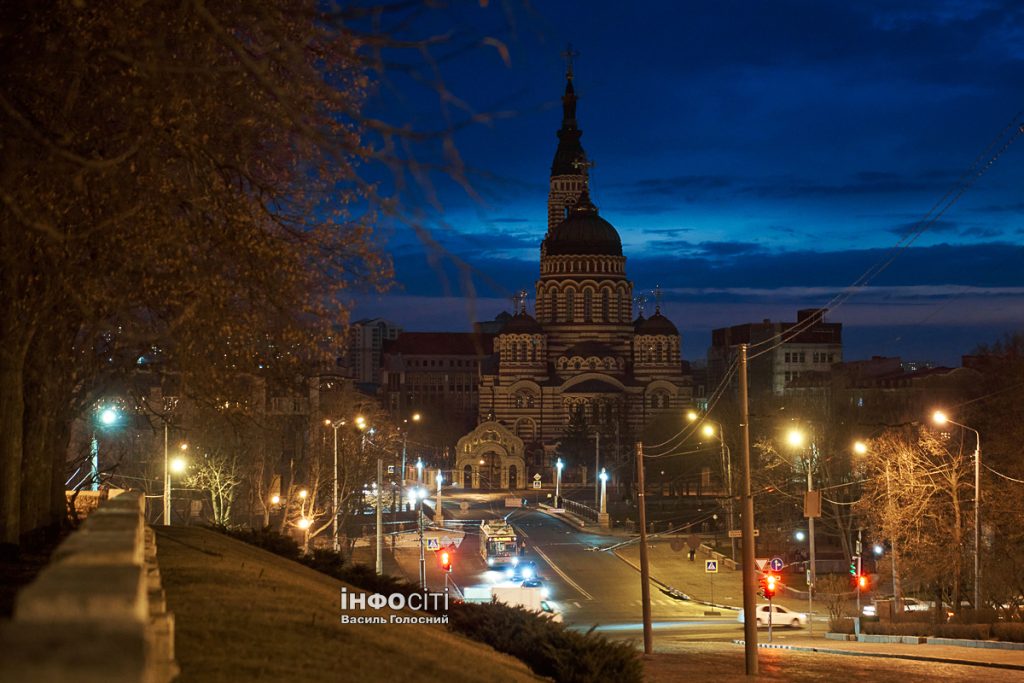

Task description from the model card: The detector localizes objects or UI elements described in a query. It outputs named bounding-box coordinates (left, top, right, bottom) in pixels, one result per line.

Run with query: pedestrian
left=688, top=548, right=695, bottom=562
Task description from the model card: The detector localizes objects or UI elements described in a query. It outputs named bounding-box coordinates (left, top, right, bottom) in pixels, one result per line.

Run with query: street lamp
left=409, top=486, right=429, bottom=589
left=852, top=440, right=901, bottom=606
left=933, top=409, right=982, bottom=609
left=555, top=458, right=564, bottom=508
left=599, top=468, right=609, bottom=515
left=325, top=418, right=349, bottom=553
left=696, top=417, right=736, bottom=560
left=91, top=406, right=121, bottom=491
left=400, top=412, right=423, bottom=513
left=416, top=457, right=424, bottom=484
left=786, top=426, right=816, bottom=633
left=164, top=440, right=188, bottom=526
left=434, top=471, right=444, bottom=524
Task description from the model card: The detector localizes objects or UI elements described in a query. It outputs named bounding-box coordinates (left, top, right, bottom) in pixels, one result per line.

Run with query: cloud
left=960, top=226, right=1003, bottom=238
left=488, top=217, right=531, bottom=223
left=887, top=219, right=960, bottom=237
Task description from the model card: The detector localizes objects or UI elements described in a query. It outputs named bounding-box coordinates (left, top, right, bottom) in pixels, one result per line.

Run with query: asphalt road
left=402, top=493, right=819, bottom=644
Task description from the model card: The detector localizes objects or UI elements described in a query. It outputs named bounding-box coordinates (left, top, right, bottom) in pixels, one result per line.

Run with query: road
left=392, top=492, right=815, bottom=645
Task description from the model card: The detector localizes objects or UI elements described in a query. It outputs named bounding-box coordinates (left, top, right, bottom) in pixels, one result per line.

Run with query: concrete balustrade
left=0, top=491, right=178, bottom=682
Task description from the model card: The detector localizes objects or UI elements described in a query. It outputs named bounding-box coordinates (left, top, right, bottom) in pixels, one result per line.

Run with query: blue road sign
left=705, top=560, right=718, bottom=573
left=769, top=556, right=784, bottom=572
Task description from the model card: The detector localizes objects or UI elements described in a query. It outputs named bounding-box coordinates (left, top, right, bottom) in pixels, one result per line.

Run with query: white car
left=738, top=604, right=808, bottom=628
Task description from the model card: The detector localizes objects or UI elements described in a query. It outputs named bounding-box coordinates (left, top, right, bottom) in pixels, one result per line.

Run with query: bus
left=480, top=519, right=520, bottom=569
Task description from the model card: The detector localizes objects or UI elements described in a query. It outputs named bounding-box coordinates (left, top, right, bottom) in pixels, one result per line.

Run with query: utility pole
left=434, top=471, right=444, bottom=524
left=636, top=441, right=653, bottom=654
left=376, top=456, right=383, bottom=575
left=593, top=431, right=600, bottom=508
left=807, top=450, right=817, bottom=636
left=739, top=343, right=758, bottom=675
left=331, top=423, right=340, bottom=552
left=417, top=491, right=427, bottom=589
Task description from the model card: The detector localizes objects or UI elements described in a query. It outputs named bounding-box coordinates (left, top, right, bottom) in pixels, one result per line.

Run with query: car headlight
left=487, top=558, right=493, bottom=567
left=541, top=588, right=550, bottom=599
left=522, top=567, right=533, bottom=579
left=512, top=557, right=519, bottom=567
left=505, top=568, right=514, bottom=578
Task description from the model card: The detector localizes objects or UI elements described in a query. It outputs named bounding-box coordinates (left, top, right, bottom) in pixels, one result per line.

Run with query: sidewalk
left=736, top=635, right=1024, bottom=671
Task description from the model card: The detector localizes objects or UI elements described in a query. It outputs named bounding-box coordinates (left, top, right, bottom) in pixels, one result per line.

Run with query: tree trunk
left=0, top=357, right=25, bottom=547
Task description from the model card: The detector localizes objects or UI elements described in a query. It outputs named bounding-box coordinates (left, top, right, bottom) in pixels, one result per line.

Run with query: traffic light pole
left=376, top=457, right=383, bottom=576
left=418, top=498, right=426, bottom=590
left=807, top=462, right=816, bottom=636
left=739, top=344, right=759, bottom=675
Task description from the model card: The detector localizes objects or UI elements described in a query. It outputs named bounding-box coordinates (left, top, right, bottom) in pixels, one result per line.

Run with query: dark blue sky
left=352, top=1, right=1024, bottom=366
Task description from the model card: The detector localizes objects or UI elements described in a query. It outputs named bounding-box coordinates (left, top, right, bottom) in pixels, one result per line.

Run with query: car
left=521, top=578, right=550, bottom=599
left=737, top=604, right=808, bottom=628
left=505, top=560, right=538, bottom=581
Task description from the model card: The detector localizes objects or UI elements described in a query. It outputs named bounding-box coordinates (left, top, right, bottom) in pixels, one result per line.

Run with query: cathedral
left=454, top=66, right=693, bottom=490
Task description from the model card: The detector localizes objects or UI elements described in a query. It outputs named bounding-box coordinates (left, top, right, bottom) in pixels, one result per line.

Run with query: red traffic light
left=440, top=549, right=452, bottom=572
left=857, top=574, right=868, bottom=590
left=763, top=572, right=778, bottom=598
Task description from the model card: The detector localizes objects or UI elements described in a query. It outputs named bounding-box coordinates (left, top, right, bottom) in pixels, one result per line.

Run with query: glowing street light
left=555, top=458, right=564, bottom=508
left=599, top=468, right=609, bottom=517
left=297, top=517, right=312, bottom=530
left=169, top=456, right=188, bottom=475
left=91, top=406, right=122, bottom=492
left=785, top=425, right=815, bottom=632
left=853, top=440, right=868, bottom=455
left=271, top=494, right=281, bottom=506
left=99, top=408, right=119, bottom=426
left=298, top=488, right=308, bottom=499
left=795, top=530, right=806, bottom=542
left=932, top=409, right=982, bottom=611
left=686, top=410, right=699, bottom=422
left=786, top=428, right=806, bottom=448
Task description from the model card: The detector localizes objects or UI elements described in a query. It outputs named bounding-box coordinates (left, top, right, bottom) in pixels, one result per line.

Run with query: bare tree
left=856, top=429, right=971, bottom=611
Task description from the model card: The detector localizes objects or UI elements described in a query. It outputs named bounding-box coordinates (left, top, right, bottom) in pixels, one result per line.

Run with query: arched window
left=566, top=289, right=576, bottom=322
left=583, top=289, right=593, bottom=322
left=601, top=290, right=610, bottom=322
left=549, top=290, right=558, bottom=322
left=618, top=291, right=628, bottom=321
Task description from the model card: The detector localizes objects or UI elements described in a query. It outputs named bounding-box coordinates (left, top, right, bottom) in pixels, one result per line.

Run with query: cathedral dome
left=545, top=191, right=622, bottom=256
left=500, top=311, right=543, bottom=334
left=634, top=311, right=679, bottom=336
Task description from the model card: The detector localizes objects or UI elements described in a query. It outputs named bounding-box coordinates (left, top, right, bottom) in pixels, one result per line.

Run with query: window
left=583, top=289, right=593, bottom=322
left=784, top=352, right=791, bottom=363
left=566, top=289, right=576, bottom=321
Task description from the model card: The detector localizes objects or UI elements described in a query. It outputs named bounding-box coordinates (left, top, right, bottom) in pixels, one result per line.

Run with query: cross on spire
left=634, top=294, right=647, bottom=318
left=572, top=156, right=595, bottom=179
left=513, top=289, right=529, bottom=315
left=562, top=43, right=580, bottom=80
left=653, top=285, right=662, bottom=314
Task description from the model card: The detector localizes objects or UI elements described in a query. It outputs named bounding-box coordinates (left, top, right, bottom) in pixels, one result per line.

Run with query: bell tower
left=546, top=44, right=588, bottom=237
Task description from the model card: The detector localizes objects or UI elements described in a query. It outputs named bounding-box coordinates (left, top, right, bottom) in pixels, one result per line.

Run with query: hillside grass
left=156, top=527, right=543, bottom=683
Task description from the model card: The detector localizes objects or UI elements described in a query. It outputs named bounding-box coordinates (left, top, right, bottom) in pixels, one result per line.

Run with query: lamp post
left=400, top=413, right=421, bottom=513
left=434, top=471, right=444, bottom=524
left=163, top=424, right=188, bottom=526
left=934, top=410, right=982, bottom=609
left=324, top=418, right=347, bottom=553
left=92, top=406, right=121, bottom=491
left=854, top=439, right=901, bottom=607
left=408, top=486, right=428, bottom=589
left=416, top=457, right=423, bottom=485
left=592, top=430, right=601, bottom=508
left=787, top=426, right=816, bottom=634
left=599, top=468, right=609, bottom=528
left=555, top=458, right=564, bottom=508
left=692, top=414, right=736, bottom=561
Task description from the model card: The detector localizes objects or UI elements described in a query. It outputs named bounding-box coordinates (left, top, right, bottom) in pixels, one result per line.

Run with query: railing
left=562, top=497, right=599, bottom=523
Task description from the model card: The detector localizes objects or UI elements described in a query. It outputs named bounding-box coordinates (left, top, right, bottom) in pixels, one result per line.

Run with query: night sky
left=352, top=1, right=1024, bottom=366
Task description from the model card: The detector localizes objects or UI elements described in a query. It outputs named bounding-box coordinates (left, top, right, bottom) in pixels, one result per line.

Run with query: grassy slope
left=156, top=527, right=543, bottom=683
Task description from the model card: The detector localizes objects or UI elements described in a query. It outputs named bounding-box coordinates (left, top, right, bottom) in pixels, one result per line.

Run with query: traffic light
left=849, top=561, right=857, bottom=576
left=763, top=572, right=778, bottom=599
left=440, top=549, right=452, bottom=573
left=857, top=574, right=868, bottom=591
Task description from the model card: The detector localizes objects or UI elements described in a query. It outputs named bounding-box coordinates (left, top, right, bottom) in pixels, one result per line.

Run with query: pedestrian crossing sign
left=426, top=538, right=440, bottom=550
left=705, top=560, right=718, bottom=573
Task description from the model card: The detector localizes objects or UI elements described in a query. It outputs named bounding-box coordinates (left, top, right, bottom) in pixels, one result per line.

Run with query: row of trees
left=0, top=1, right=512, bottom=549
left=719, top=334, right=1024, bottom=611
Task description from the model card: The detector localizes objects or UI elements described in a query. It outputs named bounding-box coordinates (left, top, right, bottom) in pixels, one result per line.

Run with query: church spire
left=551, top=44, right=585, bottom=178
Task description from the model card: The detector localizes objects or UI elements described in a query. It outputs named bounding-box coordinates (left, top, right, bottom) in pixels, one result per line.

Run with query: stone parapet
left=0, top=491, right=178, bottom=682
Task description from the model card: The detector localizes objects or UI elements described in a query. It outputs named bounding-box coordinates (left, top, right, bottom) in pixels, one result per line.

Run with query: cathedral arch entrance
left=455, top=421, right=527, bottom=490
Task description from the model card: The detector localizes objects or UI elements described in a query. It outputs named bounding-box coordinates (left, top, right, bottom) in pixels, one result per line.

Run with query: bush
left=863, top=621, right=932, bottom=637
left=828, top=617, right=854, bottom=634
left=950, top=608, right=999, bottom=624
left=993, top=623, right=1024, bottom=642
left=936, top=623, right=991, bottom=640
left=447, top=601, right=643, bottom=683
left=214, top=525, right=301, bottom=560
